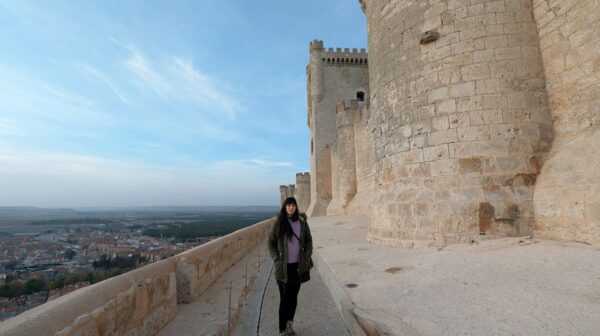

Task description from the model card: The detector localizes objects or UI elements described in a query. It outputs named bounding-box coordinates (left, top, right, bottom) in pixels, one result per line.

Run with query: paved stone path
left=257, top=264, right=349, bottom=336
left=158, top=239, right=349, bottom=336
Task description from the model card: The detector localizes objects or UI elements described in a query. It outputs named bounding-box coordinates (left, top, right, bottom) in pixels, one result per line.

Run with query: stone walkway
left=157, top=240, right=349, bottom=336
left=256, top=262, right=349, bottom=336
left=310, top=215, right=600, bottom=336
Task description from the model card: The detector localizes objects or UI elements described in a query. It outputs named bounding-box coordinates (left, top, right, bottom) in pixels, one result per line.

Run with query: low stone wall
left=0, top=218, right=275, bottom=336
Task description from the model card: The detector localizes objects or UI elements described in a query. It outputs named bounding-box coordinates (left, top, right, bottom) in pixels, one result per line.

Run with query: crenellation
left=322, top=47, right=368, bottom=65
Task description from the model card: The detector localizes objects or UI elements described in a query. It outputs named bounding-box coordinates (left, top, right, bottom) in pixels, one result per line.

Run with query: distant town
left=0, top=206, right=276, bottom=321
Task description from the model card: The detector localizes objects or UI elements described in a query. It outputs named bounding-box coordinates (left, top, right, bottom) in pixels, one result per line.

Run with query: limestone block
left=176, top=263, right=197, bottom=304
left=437, top=99, right=458, bottom=115
left=431, top=159, right=457, bottom=176
left=449, top=81, right=475, bottom=98
left=432, top=116, right=450, bottom=131
left=424, top=144, right=450, bottom=162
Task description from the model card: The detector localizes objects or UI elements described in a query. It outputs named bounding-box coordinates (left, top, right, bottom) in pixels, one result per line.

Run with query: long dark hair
left=277, top=197, right=299, bottom=241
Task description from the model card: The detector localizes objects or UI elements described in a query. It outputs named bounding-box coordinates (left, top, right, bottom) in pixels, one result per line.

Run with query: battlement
left=322, top=47, right=368, bottom=66
left=310, top=39, right=324, bottom=52
left=296, top=172, right=311, bottom=184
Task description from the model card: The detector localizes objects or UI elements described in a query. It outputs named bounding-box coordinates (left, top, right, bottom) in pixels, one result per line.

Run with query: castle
left=279, top=172, right=311, bottom=212
left=283, top=0, right=600, bottom=247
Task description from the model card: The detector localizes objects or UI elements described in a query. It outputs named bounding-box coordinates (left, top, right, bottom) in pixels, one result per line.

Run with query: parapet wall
left=322, top=48, right=368, bottom=65
left=0, top=219, right=275, bottom=336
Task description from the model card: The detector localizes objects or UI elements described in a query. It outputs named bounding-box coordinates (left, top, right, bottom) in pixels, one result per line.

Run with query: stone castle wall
left=306, top=41, right=369, bottom=216
left=532, top=0, right=600, bottom=245
left=360, top=0, right=553, bottom=247
left=295, top=172, right=311, bottom=213
left=282, top=0, right=598, bottom=247
left=279, top=173, right=311, bottom=213
left=328, top=100, right=360, bottom=215
left=347, top=102, right=376, bottom=216
left=279, top=184, right=296, bottom=205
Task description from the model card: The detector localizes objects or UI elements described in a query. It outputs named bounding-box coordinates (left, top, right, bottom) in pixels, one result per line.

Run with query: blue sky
left=0, top=0, right=367, bottom=207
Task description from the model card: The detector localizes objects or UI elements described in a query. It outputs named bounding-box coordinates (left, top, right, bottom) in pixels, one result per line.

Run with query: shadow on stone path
left=258, top=266, right=349, bottom=336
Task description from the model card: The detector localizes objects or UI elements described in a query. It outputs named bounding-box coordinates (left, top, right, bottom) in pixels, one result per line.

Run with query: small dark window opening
left=311, top=139, right=314, bottom=154
left=356, top=91, right=365, bottom=101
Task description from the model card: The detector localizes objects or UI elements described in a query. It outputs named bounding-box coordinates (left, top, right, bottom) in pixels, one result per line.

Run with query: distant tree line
left=142, top=217, right=273, bottom=241
left=28, top=218, right=115, bottom=226
left=0, top=269, right=122, bottom=298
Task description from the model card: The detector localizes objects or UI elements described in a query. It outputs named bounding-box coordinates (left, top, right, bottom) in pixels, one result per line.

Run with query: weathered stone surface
left=356, top=0, right=551, bottom=247
left=306, top=40, right=369, bottom=216
left=531, top=0, right=600, bottom=246
left=290, top=0, right=598, bottom=247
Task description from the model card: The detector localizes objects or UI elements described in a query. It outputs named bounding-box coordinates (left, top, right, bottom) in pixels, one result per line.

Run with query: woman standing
left=268, top=197, right=313, bottom=336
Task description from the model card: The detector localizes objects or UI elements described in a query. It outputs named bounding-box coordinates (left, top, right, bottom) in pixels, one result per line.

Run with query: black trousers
left=277, top=262, right=301, bottom=332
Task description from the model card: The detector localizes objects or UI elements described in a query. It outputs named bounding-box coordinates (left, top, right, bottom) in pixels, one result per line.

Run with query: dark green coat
left=267, top=213, right=313, bottom=284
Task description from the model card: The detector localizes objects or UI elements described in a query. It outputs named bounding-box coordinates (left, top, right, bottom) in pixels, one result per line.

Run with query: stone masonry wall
left=295, top=172, right=311, bottom=213
left=306, top=40, right=370, bottom=216
left=279, top=184, right=296, bottom=206
left=328, top=100, right=360, bottom=215
left=361, top=0, right=553, bottom=247
left=532, top=0, right=600, bottom=245
left=347, top=104, right=376, bottom=215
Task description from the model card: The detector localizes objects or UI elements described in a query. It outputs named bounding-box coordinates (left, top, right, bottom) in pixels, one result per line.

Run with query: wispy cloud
left=114, top=39, right=241, bottom=119
left=0, top=66, right=114, bottom=129
left=40, top=82, right=96, bottom=108
left=213, top=159, right=295, bottom=169
left=0, top=118, right=24, bottom=136
left=76, top=64, right=131, bottom=105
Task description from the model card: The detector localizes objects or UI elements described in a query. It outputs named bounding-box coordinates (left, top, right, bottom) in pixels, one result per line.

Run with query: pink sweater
left=287, top=219, right=301, bottom=263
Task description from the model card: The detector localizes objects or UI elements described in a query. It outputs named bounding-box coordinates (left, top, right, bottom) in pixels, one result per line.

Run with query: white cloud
left=213, top=159, right=295, bottom=169
left=0, top=66, right=114, bottom=129
left=115, top=40, right=240, bottom=119
left=76, top=64, right=131, bottom=105
left=0, top=118, right=25, bottom=135
left=39, top=82, right=95, bottom=108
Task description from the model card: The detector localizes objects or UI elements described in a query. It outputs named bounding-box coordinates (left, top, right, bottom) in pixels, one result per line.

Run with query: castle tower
left=295, top=172, right=311, bottom=213
left=279, top=184, right=296, bottom=206
left=359, top=0, right=553, bottom=247
left=327, top=100, right=360, bottom=215
left=279, top=185, right=288, bottom=206
left=306, top=39, right=369, bottom=216
left=532, top=0, right=600, bottom=245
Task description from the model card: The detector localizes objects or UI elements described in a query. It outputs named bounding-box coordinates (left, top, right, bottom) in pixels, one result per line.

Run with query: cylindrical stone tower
left=360, top=0, right=553, bottom=247
left=328, top=100, right=359, bottom=215
left=532, top=0, right=600, bottom=245
left=306, top=40, right=332, bottom=216
left=295, top=172, right=311, bottom=214
left=279, top=185, right=288, bottom=206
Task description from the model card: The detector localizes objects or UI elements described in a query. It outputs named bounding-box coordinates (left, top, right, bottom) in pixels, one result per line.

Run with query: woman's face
left=285, top=203, right=296, bottom=216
